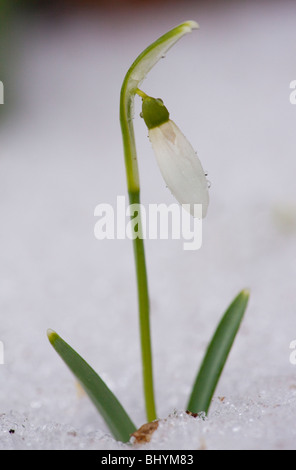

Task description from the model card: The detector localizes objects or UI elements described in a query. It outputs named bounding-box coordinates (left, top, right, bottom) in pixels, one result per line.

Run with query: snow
left=0, top=1, right=296, bottom=450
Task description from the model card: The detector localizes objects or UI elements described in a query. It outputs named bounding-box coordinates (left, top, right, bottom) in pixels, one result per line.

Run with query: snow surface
left=1, top=1, right=296, bottom=450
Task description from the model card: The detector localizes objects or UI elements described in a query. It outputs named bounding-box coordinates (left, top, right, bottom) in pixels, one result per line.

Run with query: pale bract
left=148, top=120, right=209, bottom=218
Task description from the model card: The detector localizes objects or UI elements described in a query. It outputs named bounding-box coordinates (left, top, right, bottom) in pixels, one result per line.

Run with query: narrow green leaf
left=187, top=289, right=250, bottom=415
left=47, top=329, right=137, bottom=442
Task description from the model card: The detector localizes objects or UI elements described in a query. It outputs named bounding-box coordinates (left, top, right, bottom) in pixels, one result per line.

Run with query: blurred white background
left=0, top=0, right=296, bottom=449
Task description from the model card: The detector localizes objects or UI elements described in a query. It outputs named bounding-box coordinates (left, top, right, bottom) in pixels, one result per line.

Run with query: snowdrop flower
left=140, top=94, right=209, bottom=218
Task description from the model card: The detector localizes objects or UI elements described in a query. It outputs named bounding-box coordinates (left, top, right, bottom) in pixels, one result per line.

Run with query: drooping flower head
left=140, top=94, right=209, bottom=218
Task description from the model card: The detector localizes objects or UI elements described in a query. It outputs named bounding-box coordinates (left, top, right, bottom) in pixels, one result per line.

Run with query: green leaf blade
left=187, top=289, right=250, bottom=415
left=47, top=329, right=137, bottom=442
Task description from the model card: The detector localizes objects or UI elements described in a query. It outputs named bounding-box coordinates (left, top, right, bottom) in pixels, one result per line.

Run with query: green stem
left=129, top=190, right=156, bottom=423
left=120, top=89, right=156, bottom=423
left=119, top=21, right=199, bottom=422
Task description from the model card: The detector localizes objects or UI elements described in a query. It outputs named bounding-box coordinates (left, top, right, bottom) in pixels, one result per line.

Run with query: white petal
left=148, top=120, right=209, bottom=218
